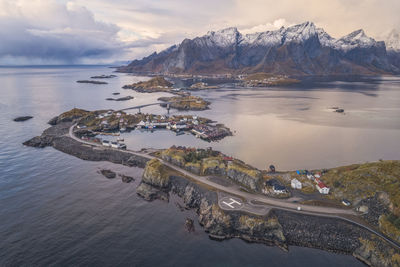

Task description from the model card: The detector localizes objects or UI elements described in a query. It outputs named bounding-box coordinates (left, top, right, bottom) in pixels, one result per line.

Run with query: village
left=74, top=109, right=232, bottom=150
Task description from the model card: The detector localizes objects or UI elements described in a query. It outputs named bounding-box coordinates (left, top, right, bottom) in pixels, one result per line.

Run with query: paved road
left=68, top=124, right=400, bottom=250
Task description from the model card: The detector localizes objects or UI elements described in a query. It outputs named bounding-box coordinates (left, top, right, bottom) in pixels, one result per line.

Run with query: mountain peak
left=205, top=27, right=241, bottom=47
left=207, top=27, right=239, bottom=36
left=336, top=29, right=377, bottom=51
left=385, top=29, right=400, bottom=51
left=282, top=21, right=317, bottom=43
left=344, top=29, right=367, bottom=40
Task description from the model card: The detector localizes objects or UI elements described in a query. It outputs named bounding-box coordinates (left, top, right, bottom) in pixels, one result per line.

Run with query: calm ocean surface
left=2, top=65, right=399, bottom=266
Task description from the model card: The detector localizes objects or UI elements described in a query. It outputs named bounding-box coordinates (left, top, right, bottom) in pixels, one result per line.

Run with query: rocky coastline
left=23, top=114, right=400, bottom=267
left=136, top=161, right=400, bottom=267
left=23, top=121, right=149, bottom=168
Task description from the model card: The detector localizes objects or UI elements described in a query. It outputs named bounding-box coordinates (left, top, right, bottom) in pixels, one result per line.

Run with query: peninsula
left=23, top=108, right=400, bottom=267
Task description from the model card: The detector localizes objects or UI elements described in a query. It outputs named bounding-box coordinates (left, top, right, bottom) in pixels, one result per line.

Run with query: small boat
left=117, top=137, right=124, bottom=142
left=176, top=131, right=185, bottom=136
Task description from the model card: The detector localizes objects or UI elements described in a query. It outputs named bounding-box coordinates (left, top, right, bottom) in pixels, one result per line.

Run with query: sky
left=0, top=0, right=399, bottom=65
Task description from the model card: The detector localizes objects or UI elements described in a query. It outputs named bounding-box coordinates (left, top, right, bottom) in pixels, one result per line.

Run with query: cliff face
left=169, top=175, right=287, bottom=247
left=160, top=149, right=263, bottom=192
left=226, top=161, right=263, bottom=191
left=142, top=159, right=170, bottom=188
left=137, top=159, right=171, bottom=200
left=136, top=168, right=400, bottom=267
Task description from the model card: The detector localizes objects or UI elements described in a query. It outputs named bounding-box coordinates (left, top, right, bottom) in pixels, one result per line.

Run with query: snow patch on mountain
left=205, top=27, right=241, bottom=47
left=385, top=29, right=400, bottom=51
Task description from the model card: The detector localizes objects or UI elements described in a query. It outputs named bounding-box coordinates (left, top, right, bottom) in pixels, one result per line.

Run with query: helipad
left=219, top=196, right=244, bottom=210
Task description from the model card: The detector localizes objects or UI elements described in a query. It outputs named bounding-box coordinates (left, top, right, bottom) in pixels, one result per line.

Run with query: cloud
left=0, top=0, right=125, bottom=64
left=0, top=0, right=399, bottom=64
left=240, top=19, right=293, bottom=34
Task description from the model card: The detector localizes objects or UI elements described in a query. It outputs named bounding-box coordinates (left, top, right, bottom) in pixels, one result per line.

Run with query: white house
left=102, top=140, right=111, bottom=147
left=273, top=184, right=286, bottom=194
left=316, top=182, right=330, bottom=194
left=291, top=179, right=302, bottom=189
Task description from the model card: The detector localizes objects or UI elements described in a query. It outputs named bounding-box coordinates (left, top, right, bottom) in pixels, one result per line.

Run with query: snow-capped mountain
left=383, top=29, right=400, bottom=69
left=385, top=29, right=400, bottom=52
left=119, top=22, right=400, bottom=75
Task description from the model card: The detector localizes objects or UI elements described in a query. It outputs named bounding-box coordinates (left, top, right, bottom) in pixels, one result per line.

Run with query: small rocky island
left=122, top=76, right=173, bottom=92
left=76, top=80, right=108, bottom=84
left=158, top=95, right=210, bottom=110
left=106, top=96, right=134, bottom=101
left=188, top=82, right=219, bottom=90
left=13, top=116, right=33, bottom=122
left=90, top=74, right=117, bottom=79
left=241, top=73, right=300, bottom=87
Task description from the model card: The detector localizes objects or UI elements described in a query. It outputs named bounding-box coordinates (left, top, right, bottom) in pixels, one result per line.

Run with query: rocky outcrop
left=353, top=237, right=400, bottom=267
left=100, top=169, right=116, bottom=179
left=226, top=162, right=262, bottom=191
left=120, top=174, right=134, bottom=183
left=47, top=108, right=91, bottom=126
left=23, top=122, right=149, bottom=168
left=136, top=159, right=171, bottom=200
left=136, top=183, right=168, bottom=201
left=201, top=158, right=226, bottom=176
left=142, top=159, right=170, bottom=188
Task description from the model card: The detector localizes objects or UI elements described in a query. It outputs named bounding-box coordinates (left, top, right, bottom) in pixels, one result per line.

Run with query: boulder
left=120, top=174, right=134, bottom=183
left=100, top=169, right=116, bottom=179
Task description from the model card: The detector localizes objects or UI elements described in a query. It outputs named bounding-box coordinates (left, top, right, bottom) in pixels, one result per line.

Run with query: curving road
left=68, top=124, right=400, bottom=250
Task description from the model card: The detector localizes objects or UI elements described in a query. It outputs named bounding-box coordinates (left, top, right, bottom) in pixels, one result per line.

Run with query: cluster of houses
left=291, top=170, right=330, bottom=194
left=97, top=110, right=128, bottom=132
left=101, top=139, right=126, bottom=150
left=191, top=124, right=231, bottom=141
left=136, top=115, right=230, bottom=141
left=136, top=115, right=199, bottom=131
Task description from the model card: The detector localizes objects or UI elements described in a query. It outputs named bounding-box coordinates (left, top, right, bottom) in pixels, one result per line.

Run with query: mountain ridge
left=118, top=22, right=400, bottom=76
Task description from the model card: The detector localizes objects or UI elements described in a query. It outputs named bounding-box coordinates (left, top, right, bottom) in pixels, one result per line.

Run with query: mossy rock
left=142, top=159, right=170, bottom=188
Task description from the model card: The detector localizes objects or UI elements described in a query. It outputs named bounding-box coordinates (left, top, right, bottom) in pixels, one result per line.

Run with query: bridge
left=119, top=102, right=172, bottom=113
left=119, top=98, right=202, bottom=114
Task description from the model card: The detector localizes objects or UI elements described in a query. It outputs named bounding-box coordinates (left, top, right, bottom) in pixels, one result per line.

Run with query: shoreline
left=23, top=118, right=400, bottom=266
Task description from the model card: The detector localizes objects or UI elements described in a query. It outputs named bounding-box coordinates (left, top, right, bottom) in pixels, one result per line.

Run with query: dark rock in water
left=76, top=80, right=108, bottom=84
left=100, top=169, right=116, bottom=179
left=112, top=92, right=120, bottom=95
left=106, top=96, right=134, bottom=101
left=90, top=75, right=117, bottom=79
left=13, top=116, right=33, bottom=122
left=120, top=174, right=134, bottom=183
left=185, top=218, right=195, bottom=232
